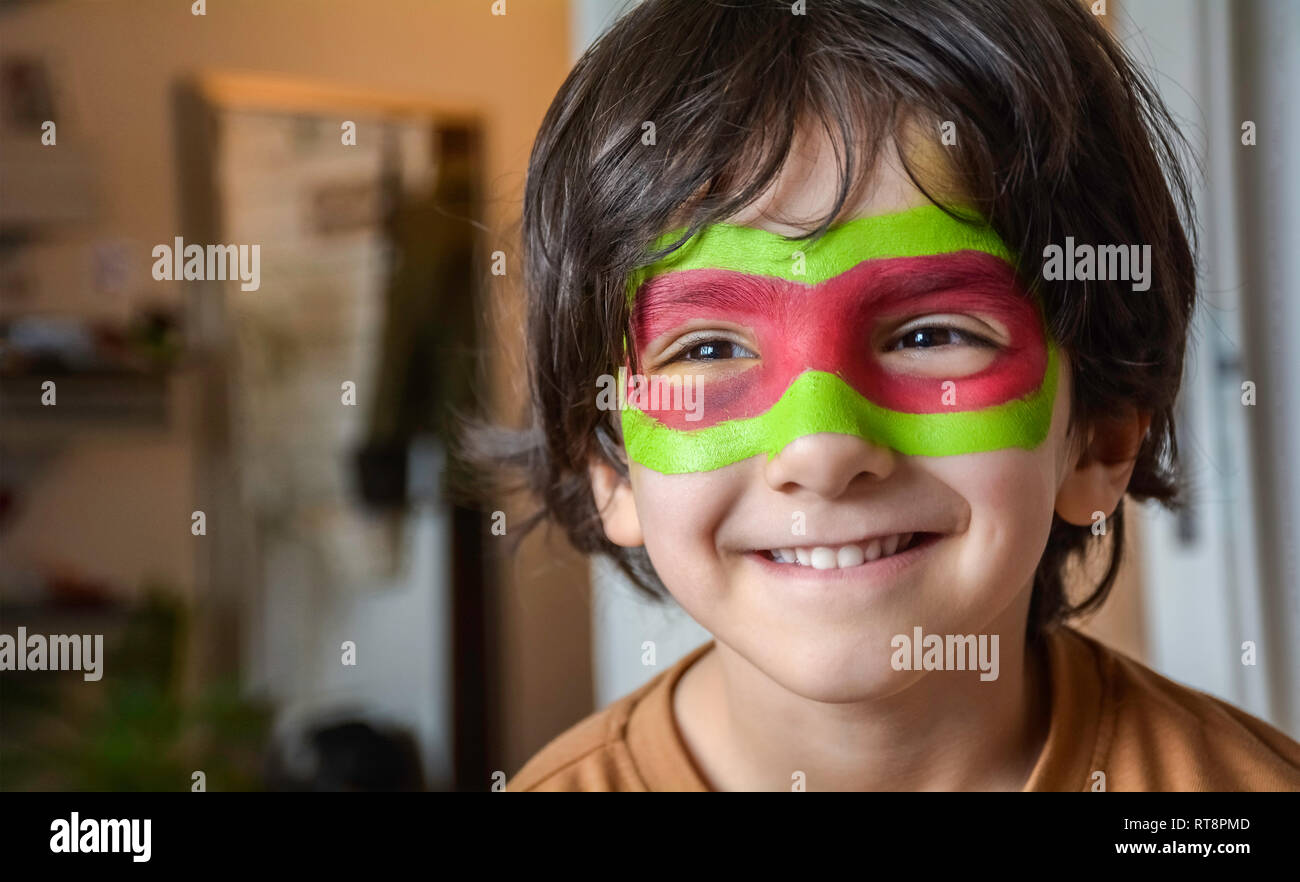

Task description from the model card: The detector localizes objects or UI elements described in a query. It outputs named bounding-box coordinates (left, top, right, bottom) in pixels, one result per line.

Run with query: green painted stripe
left=627, top=203, right=1016, bottom=302
left=620, top=343, right=1059, bottom=473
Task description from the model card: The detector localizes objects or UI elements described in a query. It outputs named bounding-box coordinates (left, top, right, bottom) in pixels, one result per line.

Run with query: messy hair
left=453, top=0, right=1197, bottom=642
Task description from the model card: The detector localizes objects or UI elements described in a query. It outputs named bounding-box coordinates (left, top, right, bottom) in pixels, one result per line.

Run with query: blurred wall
left=1117, top=0, right=1299, bottom=735
left=0, top=0, right=593, bottom=782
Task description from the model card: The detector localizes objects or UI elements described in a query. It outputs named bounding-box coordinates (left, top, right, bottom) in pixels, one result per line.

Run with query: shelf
left=0, top=372, right=172, bottom=435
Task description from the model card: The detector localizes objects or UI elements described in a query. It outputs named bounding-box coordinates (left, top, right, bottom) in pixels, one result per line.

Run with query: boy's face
left=592, top=127, right=1130, bottom=702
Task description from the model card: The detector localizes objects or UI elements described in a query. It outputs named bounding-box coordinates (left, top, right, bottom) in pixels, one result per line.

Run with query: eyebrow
left=630, top=270, right=784, bottom=351
left=627, top=202, right=1017, bottom=301
left=633, top=250, right=1025, bottom=319
left=629, top=250, right=1034, bottom=356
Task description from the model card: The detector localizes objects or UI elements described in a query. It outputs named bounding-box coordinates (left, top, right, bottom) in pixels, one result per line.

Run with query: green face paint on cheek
left=619, top=204, right=1059, bottom=474
left=621, top=346, right=1060, bottom=474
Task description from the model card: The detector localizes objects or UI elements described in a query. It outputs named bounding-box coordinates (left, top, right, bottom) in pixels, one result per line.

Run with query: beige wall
left=0, top=0, right=591, bottom=779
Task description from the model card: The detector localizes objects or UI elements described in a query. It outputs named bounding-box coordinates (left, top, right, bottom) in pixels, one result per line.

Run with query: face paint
left=620, top=204, right=1058, bottom=474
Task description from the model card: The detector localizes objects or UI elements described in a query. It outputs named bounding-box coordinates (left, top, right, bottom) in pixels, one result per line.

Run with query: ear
left=1055, top=408, right=1153, bottom=526
left=589, top=455, right=645, bottom=547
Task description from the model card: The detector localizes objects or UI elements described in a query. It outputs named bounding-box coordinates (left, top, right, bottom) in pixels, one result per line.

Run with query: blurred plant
left=125, top=306, right=184, bottom=370
left=0, top=585, right=273, bottom=791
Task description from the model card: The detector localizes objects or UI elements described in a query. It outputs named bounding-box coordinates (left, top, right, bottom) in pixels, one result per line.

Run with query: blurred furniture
left=175, top=72, right=492, bottom=789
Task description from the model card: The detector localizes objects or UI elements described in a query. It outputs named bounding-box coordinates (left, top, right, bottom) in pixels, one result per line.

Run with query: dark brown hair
left=452, top=0, right=1197, bottom=642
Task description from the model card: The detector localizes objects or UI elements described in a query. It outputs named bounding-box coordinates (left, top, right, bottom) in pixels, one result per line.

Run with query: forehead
left=667, top=114, right=964, bottom=235
left=634, top=118, right=987, bottom=295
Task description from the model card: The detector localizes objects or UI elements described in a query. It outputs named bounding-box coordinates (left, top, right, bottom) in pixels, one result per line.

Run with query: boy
left=465, top=0, right=1300, bottom=790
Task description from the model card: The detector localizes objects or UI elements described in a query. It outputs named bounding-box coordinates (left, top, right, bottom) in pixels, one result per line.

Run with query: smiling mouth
left=755, top=532, right=942, bottom=570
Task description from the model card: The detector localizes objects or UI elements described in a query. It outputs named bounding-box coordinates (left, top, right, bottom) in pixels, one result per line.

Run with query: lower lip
left=744, top=533, right=944, bottom=583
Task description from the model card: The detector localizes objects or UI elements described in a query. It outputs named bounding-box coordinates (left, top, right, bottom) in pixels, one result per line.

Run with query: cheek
left=628, top=464, right=742, bottom=606
left=917, top=447, right=1058, bottom=622
left=921, top=374, right=1072, bottom=598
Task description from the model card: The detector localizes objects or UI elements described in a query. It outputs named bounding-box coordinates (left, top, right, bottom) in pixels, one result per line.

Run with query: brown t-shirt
left=507, top=626, right=1300, bottom=791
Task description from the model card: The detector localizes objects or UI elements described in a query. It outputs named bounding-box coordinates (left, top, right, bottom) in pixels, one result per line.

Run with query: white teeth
left=811, top=547, right=837, bottom=569
left=836, top=544, right=865, bottom=568
left=765, top=534, right=919, bottom=569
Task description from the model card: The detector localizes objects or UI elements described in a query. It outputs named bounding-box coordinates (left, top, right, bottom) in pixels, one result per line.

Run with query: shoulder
left=505, top=695, right=642, bottom=792
left=1060, top=627, right=1300, bottom=791
left=506, top=648, right=699, bottom=792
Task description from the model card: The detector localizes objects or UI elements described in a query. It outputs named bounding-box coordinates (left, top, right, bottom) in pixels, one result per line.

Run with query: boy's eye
left=888, top=325, right=996, bottom=351
left=878, top=317, right=1005, bottom=379
left=665, top=337, right=758, bottom=363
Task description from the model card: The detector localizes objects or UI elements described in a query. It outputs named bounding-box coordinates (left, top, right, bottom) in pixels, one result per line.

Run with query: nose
left=763, top=432, right=897, bottom=498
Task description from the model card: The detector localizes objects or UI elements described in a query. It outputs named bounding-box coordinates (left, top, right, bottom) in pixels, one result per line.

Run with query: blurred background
left=0, top=0, right=1295, bottom=791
